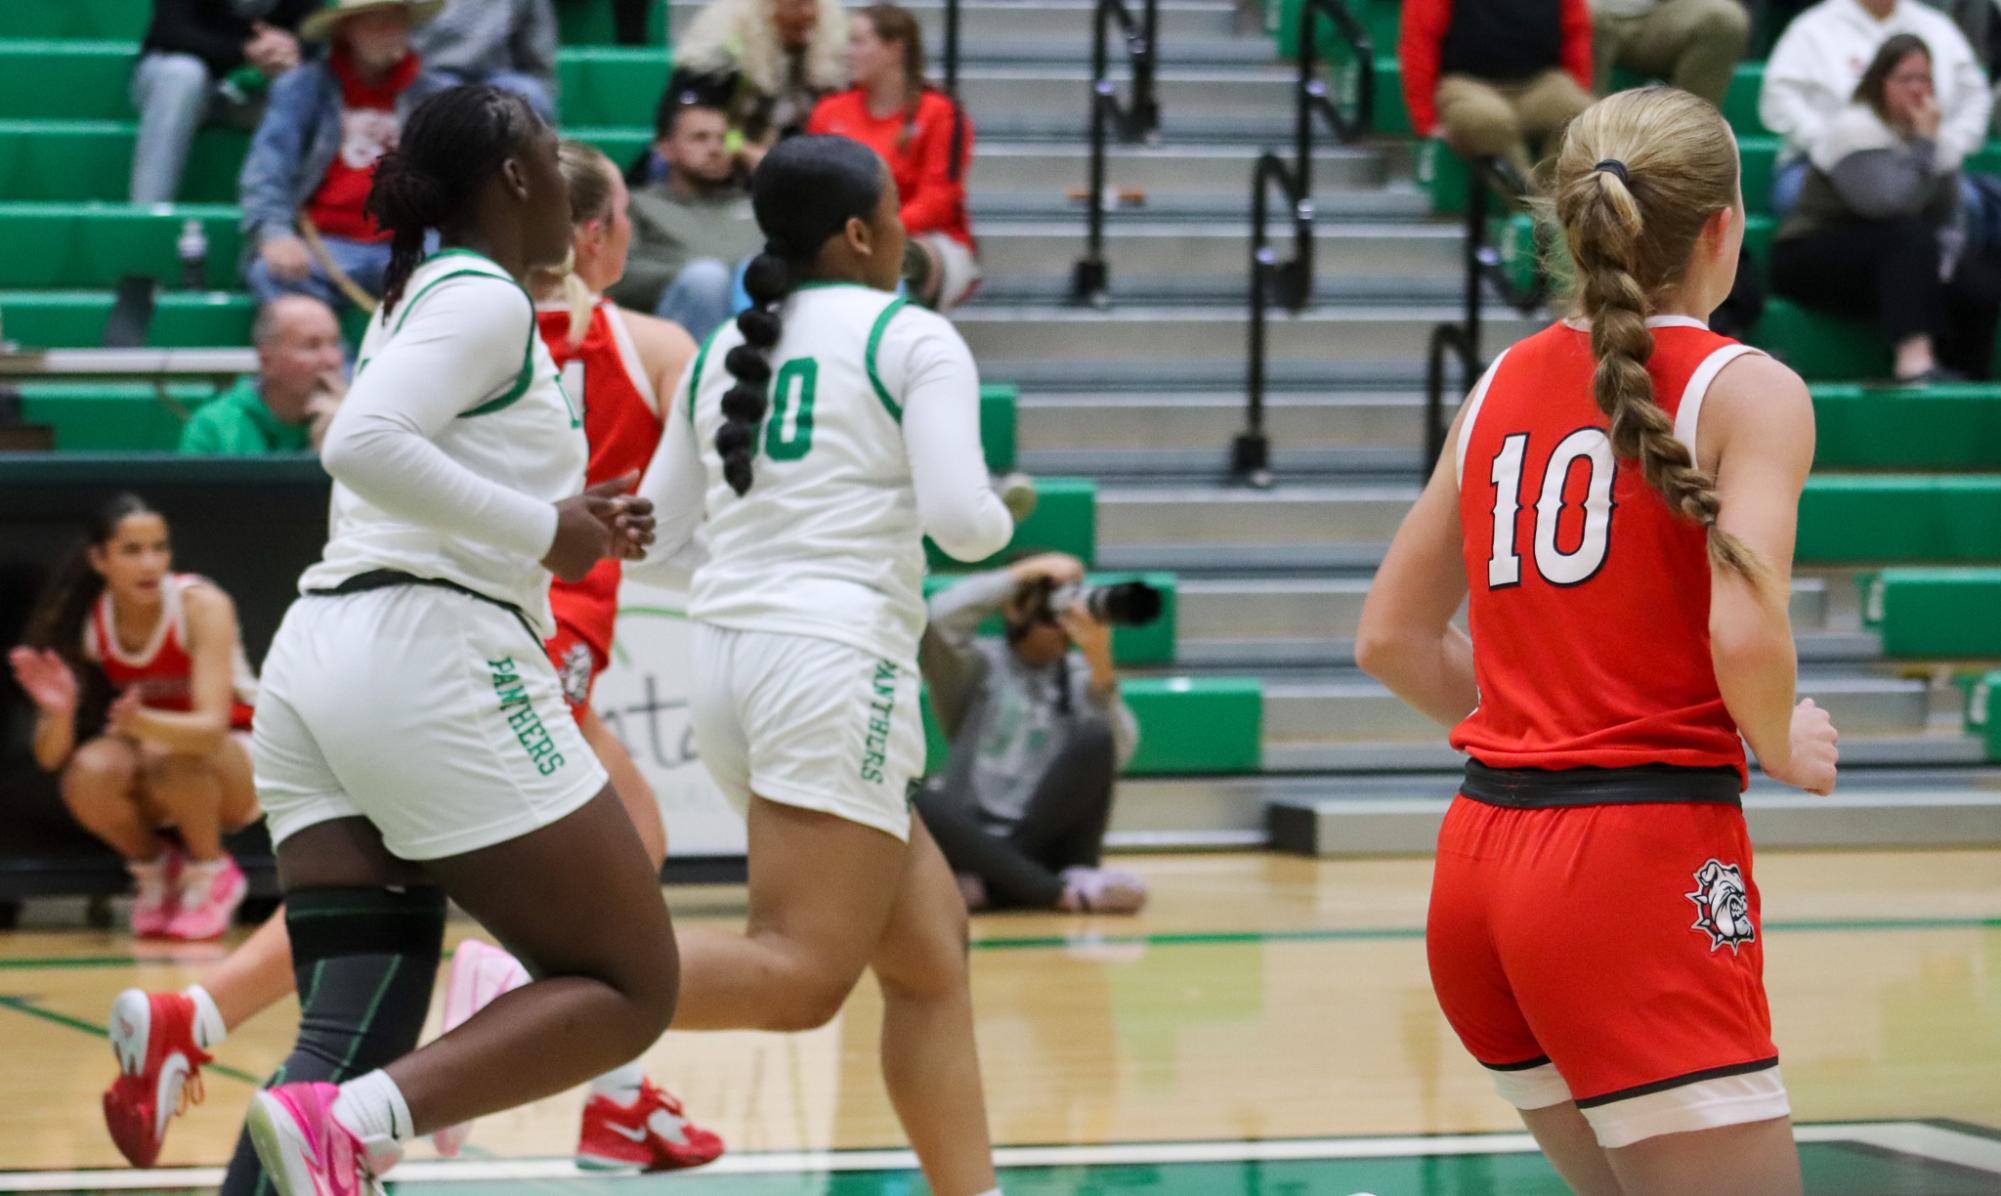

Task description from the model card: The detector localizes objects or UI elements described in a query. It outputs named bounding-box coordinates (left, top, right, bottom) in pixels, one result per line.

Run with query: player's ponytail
left=366, top=85, right=546, bottom=317
left=717, top=135, right=889, bottom=496
left=23, top=492, right=157, bottom=669
left=1549, top=87, right=1762, bottom=584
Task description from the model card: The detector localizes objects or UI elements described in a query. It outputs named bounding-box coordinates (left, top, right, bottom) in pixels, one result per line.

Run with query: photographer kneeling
left=917, top=553, right=1154, bottom=914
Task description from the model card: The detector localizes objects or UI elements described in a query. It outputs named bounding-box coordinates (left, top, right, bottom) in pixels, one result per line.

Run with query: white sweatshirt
left=634, top=282, right=1013, bottom=664
left=305, top=251, right=585, bottom=636
left=1759, top=0, right=1991, bottom=170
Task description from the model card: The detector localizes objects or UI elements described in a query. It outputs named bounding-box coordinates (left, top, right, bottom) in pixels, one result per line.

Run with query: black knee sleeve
left=219, top=887, right=446, bottom=1196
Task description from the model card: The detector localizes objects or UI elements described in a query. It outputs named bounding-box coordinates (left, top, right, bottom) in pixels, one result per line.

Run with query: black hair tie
left=1594, top=158, right=1631, bottom=186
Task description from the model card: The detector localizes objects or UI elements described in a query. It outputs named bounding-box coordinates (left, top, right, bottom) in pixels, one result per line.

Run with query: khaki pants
left=1593, top=0, right=1751, bottom=107
left=1435, top=70, right=1594, bottom=178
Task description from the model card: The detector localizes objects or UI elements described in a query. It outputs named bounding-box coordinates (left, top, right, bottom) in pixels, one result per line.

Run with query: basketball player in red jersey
left=1358, top=88, right=1839, bottom=1195
left=95, top=141, right=721, bottom=1174
left=10, top=494, right=259, bottom=942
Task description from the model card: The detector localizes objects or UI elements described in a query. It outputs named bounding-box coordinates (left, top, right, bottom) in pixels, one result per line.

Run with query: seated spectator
left=179, top=296, right=346, bottom=455
left=1760, top=0, right=1991, bottom=216
left=808, top=4, right=980, bottom=310
left=1399, top=0, right=1595, bottom=179
left=675, top=0, right=849, bottom=167
left=132, top=0, right=321, bottom=204
left=411, top=0, right=559, bottom=121
left=916, top=554, right=1148, bottom=915
left=1591, top=0, right=1750, bottom=106
left=239, top=0, right=452, bottom=312
left=607, top=98, right=763, bottom=338
left=1773, top=34, right=2001, bottom=380
left=7, top=494, right=260, bottom=941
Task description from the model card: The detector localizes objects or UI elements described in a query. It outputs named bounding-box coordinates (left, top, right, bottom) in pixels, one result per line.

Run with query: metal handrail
left=1232, top=0, right=1373, bottom=486
left=1069, top=0, right=1161, bottom=306
left=942, top=0, right=961, bottom=98
left=1421, top=154, right=1547, bottom=468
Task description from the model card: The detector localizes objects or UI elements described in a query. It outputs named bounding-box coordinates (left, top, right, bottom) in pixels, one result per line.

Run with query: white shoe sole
left=108, top=989, right=150, bottom=1077
left=245, top=1092, right=315, bottom=1196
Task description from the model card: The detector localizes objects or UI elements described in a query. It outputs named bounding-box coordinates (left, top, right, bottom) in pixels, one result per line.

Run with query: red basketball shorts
left=1427, top=794, right=1789, bottom=1147
left=542, top=619, right=607, bottom=724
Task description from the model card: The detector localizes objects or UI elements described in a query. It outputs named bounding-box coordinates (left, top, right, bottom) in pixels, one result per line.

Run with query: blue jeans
left=129, top=53, right=263, bottom=204
left=656, top=258, right=741, bottom=340
left=438, top=70, right=556, bottom=122
left=246, top=234, right=394, bottom=312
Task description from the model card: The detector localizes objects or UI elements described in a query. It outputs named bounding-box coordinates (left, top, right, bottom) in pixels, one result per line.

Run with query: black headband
left=1593, top=158, right=1631, bottom=185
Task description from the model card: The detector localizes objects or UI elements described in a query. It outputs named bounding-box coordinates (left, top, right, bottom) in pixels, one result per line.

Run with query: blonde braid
left=1553, top=88, right=1765, bottom=585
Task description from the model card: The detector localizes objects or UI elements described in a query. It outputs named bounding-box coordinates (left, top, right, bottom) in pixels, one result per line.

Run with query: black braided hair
left=717, top=134, right=886, bottom=496
left=366, top=85, right=547, bottom=317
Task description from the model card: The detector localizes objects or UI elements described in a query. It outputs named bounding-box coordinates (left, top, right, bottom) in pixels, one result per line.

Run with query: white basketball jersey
left=300, top=251, right=587, bottom=635
left=681, top=283, right=962, bottom=662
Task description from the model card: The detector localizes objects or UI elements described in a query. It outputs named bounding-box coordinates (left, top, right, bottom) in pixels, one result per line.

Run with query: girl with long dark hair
left=8, top=493, right=258, bottom=941
left=231, top=85, right=675, bottom=1196
left=632, top=133, right=1014, bottom=1196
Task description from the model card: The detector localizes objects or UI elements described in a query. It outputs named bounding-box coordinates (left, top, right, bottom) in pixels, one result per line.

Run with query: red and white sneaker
left=246, top=1082, right=402, bottom=1196
left=128, top=853, right=181, bottom=939
left=165, top=858, right=246, bottom=942
left=575, top=1080, right=725, bottom=1172
left=103, top=989, right=211, bottom=1168
left=429, top=939, right=529, bottom=1156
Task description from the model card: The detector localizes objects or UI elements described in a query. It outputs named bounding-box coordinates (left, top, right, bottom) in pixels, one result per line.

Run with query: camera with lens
left=1023, top=578, right=1164, bottom=628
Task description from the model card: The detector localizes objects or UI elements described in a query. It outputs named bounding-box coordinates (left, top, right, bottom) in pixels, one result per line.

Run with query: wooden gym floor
left=0, top=849, right=1997, bottom=1193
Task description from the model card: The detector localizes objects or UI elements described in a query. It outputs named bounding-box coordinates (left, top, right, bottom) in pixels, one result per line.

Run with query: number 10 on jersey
left=1487, top=428, right=1618, bottom=589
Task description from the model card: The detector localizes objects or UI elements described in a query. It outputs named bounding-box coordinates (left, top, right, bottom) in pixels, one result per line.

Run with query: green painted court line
left=970, top=916, right=2001, bottom=951
left=0, top=995, right=263, bottom=1085
left=1, top=915, right=1996, bottom=974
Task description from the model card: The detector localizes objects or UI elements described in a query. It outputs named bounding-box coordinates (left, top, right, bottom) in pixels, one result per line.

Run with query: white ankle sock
left=178, top=858, right=227, bottom=905
left=590, top=1060, right=646, bottom=1105
left=184, top=984, right=227, bottom=1050
left=332, top=1069, right=416, bottom=1146
left=127, top=856, right=169, bottom=896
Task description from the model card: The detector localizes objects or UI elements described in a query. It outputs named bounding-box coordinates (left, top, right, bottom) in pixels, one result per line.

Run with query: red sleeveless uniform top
left=83, top=573, right=256, bottom=730
left=1450, top=316, right=1756, bottom=785
left=536, top=299, right=664, bottom=659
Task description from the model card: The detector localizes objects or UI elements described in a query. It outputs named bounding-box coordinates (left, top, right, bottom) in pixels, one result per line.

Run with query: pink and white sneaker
left=127, top=852, right=182, bottom=939
left=165, top=858, right=246, bottom=942
left=429, top=939, right=529, bottom=1156
left=246, top=1082, right=401, bottom=1196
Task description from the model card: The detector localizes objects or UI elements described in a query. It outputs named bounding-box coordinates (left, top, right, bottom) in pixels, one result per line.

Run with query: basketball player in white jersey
left=631, top=134, right=1015, bottom=1196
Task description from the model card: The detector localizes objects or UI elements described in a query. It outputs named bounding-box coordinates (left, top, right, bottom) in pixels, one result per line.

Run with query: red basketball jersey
left=537, top=299, right=664, bottom=660
left=83, top=573, right=256, bottom=730
left=1451, top=316, right=1755, bottom=783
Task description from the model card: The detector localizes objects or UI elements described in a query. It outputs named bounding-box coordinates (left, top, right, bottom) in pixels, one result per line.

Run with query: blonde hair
left=1547, top=86, right=1761, bottom=583
left=677, top=0, right=849, bottom=98
left=548, top=140, right=621, bottom=349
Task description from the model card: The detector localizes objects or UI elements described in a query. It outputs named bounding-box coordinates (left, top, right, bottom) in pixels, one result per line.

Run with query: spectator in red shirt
left=240, top=0, right=453, bottom=312
left=807, top=3, right=979, bottom=310
left=1400, top=0, right=1595, bottom=180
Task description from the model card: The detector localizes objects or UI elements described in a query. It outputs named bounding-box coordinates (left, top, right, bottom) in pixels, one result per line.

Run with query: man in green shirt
left=606, top=99, right=762, bottom=339
left=179, top=294, right=345, bottom=455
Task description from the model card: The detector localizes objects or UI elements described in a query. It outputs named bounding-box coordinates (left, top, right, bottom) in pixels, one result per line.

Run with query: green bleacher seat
left=1798, top=475, right=2001, bottom=563
left=920, top=571, right=1178, bottom=666
left=0, top=0, right=148, bottom=41
left=556, top=48, right=674, bottom=127
left=1864, top=570, right=2001, bottom=656
left=1972, top=670, right=2001, bottom=761
left=0, top=120, right=246, bottom=202
left=556, top=0, right=669, bottom=48
left=0, top=42, right=137, bottom=122
left=0, top=203, right=241, bottom=289
left=1751, top=297, right=1884, bottom=380
left=928, top=478, right=1096, bottom=570
left=981, top=383, right=1017, bottom=473
left=0, top=290, right=254, bottom=348
left=15, top=383, right=219, bottom=452
left=1814, top=384, right=2001, bottom=469
left=922, top=674, right=1263, bottom=775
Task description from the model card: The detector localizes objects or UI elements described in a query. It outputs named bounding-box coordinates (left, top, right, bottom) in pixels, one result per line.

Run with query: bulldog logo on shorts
left=557, top=641, right=594, bottom=707
left=1686, top=859, right=1756, bottom=953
